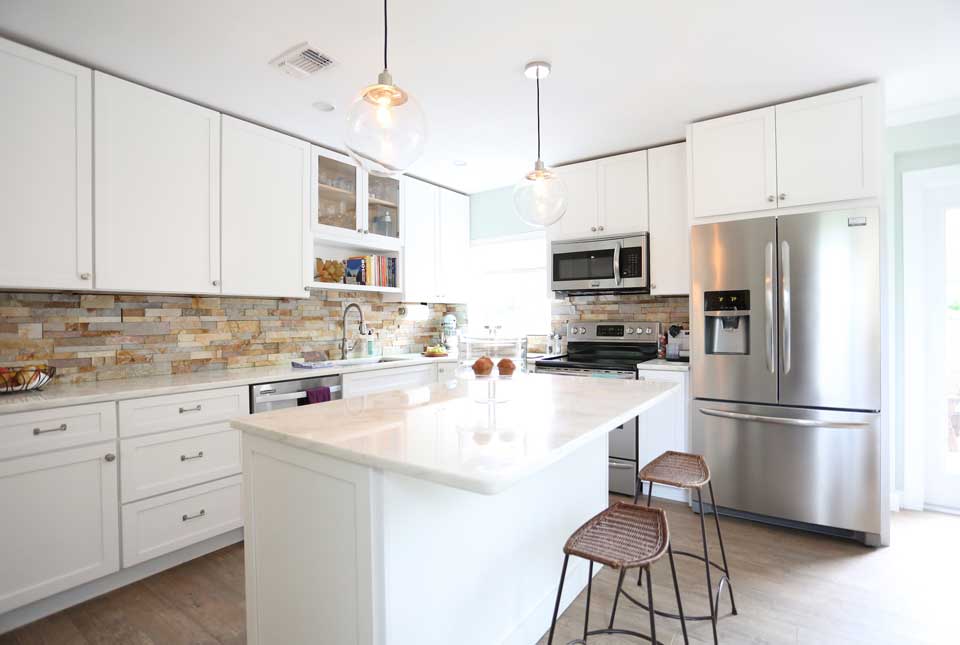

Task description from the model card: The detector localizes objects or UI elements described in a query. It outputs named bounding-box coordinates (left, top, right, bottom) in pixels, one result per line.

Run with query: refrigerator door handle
left=699, top=407, right=871, bottom=429
left=780, top=239, right=792, bottom=374
left=764, top=241, right=775, bottom=374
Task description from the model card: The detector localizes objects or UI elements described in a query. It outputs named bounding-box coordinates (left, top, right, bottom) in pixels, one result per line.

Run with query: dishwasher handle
left=254, top=385, right=342, bottom=405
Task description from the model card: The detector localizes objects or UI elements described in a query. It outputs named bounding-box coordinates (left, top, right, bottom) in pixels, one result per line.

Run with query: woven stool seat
left=639, top=450, right=711, bottom=489
left=563, top=502, right=669, bottom=569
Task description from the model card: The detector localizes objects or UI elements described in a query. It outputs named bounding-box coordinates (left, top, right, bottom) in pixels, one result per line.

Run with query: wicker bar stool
left=546, top=502, right=688, bottom=645
left=633, top=451, right=738, bottom=645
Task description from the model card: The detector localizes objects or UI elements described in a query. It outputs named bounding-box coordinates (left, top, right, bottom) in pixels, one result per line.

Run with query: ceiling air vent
left=269, top=42, right=334, bottom=79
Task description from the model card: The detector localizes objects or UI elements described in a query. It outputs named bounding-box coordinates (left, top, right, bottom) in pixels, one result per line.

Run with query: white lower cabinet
left=120, top=423, right=241, bottom=503
left=121, top=475, right=243, bottom=567
left=636, top=369, right=690, bottom=501
left=0, top=441, right=120, bottom=613
left=342, top=364, right=438, bottom=398
left=437, top=362, right=457, bottom=382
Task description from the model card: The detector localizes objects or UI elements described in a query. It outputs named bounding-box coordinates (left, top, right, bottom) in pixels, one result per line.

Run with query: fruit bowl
left=0, top=366, right=56, bottom=394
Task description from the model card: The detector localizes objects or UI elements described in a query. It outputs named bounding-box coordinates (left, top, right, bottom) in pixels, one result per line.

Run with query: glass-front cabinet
left=310, top=146, right=401, bottom=251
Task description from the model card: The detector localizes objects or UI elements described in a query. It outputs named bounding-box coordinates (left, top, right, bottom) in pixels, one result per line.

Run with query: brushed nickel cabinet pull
left=182, top=509, right=206, bottom=522
left=104, top=453, right=116, bottom=462
left=34, top=423, right=67, bottom=435
left=179, top=404, right=202, bottom=414
left=80, top=273, right=91, bottom=280
left=180, top=451, right=204, bottom=462
left=767, top=195, right=775, bottom=203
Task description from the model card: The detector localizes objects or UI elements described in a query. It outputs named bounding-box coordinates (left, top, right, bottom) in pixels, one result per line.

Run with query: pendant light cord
left=536, top=76, right=542, bottom=160
left=383, top=0, right=389, bottom=70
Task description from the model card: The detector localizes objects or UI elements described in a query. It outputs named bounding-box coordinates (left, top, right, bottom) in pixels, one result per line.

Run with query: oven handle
left=613, top=241, right=622, bottom=286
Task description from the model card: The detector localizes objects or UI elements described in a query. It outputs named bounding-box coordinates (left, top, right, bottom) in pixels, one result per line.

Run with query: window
left=467, top=233, right=550, bottom=336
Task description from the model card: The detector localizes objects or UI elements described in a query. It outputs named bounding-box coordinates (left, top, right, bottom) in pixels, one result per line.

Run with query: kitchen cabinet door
left=636, top=370, right=689, bottom=502
left=549, top=161, right=598, bottom=241
left=775, top=84, right=879, bottom=208
left=94, top=72, right=221, bottom=294
left=311, top=146, right=365, bottom=246
left=689, top=106, right=777, bottom=219
left=437, top=189, right=470, bottom=303
left=0, top=442, right=119, bottom=613
left=598, top=150, right=649, bottom=235
left=648, top=143, right=689, bottom=296
left=221, top=116, right=310, bottom=298
left=0, top=37, right=93, bottom=290
left=402, top=177, right=440, bottom=302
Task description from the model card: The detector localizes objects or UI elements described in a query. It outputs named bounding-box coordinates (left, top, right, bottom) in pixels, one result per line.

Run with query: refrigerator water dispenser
left=704, top=290, right=750, bottom=355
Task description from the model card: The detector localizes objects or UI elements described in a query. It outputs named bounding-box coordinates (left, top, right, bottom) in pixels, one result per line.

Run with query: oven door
left=551, top=234, right=649, bottom=292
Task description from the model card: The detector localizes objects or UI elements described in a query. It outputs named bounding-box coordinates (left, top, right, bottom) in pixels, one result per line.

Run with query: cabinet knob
left=598, top=225, right=604, bottom=231
left=650, top=283, right=657, bottom=290
left=767, top=195, right=775, bottom=203
left=212, top=280, right=220, bottom=286
left=590, top=226, right=597, bottom=232
left=363, top=229, right=369, bottom=234
left=357, top=228, right=363, bottom=233
left=104, top=453, right=116, bottom=462
left=779, top=193, right=787, bottom=201
left=80, top=273, right=91, bottom=280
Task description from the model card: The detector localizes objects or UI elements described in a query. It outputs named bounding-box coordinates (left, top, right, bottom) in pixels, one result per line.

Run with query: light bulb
left=513, top=161, right=567, bottom=227
left=344, top=71, right=426, bottom=178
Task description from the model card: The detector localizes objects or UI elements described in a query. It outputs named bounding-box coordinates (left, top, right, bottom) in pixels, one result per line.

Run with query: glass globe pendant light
left=513, top=61, right=567, bottom=227
left=344, top=0, right=426, bottom=177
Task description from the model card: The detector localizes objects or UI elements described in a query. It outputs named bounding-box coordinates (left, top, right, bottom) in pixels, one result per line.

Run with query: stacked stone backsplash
left=0, top=291, right=465, bottom=385
left=551, top=294, right=690, bottom=329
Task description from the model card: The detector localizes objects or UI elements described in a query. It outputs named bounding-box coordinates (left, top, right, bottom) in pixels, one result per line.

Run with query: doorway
left=902, top=163, right=960, bottom=511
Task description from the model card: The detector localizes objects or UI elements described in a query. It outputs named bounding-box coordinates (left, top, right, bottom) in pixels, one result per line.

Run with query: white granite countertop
left=0, top=354, right=459, bottom=414
left=638, top=359, right=690, bottom=372
left=232, top=373, right=678, bottom=495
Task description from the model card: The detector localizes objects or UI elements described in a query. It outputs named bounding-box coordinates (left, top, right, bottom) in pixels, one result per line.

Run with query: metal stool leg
left=547, top=555, right=569, bottom=645
left=634, top=479, right=643, bottom=504
left=708, top=481, right=738, bottom=616
left=583, top=560, right=594, bottom=642
left=697, top=487, right=720, bottom=645
left=668, top=545, right=689, bottom=645
left=645, top=567, right=657, bottom=645
left=608, top=568, right=626, bottom=629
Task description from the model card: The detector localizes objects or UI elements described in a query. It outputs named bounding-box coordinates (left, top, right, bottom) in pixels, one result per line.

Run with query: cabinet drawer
left=0, top=402, right=117, bottom=460
left=119, top=386, right=248, bottom=438
left=120, top=423, right=240, bottom=503
left=121, top=475, right=243, bottom=567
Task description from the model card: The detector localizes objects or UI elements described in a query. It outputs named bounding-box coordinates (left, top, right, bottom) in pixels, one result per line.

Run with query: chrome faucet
left=341, top=303, right=366, bottom=360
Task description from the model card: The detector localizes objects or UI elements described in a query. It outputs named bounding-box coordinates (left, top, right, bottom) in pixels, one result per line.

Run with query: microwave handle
left=613, top=241, right=622, bottom=286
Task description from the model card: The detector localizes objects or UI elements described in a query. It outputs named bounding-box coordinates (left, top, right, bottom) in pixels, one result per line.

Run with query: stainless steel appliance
left=251, top=374, right=343, bottom=413
left=551, top=233, right=649, bottom=294
left=690, top=208, right=884, bottom=545
left=536, top=321, right=661, bottom=496
left=665, top=325, right=690, bottom=362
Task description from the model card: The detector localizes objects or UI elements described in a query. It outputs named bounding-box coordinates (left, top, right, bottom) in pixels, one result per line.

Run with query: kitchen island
left=232, top=373, right=678, bottom=645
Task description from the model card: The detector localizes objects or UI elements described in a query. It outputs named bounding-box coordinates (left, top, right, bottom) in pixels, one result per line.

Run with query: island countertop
left=231, top=373, right=678, bottom=495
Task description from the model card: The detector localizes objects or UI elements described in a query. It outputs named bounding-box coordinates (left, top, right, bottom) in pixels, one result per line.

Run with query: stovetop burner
left=535, top=321, right=661, bottom=374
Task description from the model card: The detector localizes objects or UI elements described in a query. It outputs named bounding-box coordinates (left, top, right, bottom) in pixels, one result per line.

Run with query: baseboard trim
left=0, top=528, right=244, bottom=634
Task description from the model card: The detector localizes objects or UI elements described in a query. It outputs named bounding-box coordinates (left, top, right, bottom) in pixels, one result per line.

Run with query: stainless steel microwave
left=550, top=233, right=649, bottom=294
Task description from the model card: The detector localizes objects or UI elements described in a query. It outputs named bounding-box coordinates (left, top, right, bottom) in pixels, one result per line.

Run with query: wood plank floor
left=2, top=497, right=958, bottom=644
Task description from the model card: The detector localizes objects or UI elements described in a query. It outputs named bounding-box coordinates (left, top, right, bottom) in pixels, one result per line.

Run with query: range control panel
left=566, top=321, right=661, bottom=341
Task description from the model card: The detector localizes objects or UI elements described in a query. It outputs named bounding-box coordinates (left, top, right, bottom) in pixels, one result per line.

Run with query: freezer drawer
left=609, top=457, right=638, bottom=497
left=692, top=400, right=881, bottom=536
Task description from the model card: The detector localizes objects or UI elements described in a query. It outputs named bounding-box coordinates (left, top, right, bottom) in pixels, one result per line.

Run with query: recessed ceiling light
left=312, top=100, right=335, bottom=112
left=453, top=160, right=467, bottom=167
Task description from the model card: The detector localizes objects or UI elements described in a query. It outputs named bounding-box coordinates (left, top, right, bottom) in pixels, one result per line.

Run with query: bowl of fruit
left=422, top=344, right=448, bottom=358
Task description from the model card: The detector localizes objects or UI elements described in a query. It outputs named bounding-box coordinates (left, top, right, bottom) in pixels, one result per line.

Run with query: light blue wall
left=469, top=186, right=540, bottom=240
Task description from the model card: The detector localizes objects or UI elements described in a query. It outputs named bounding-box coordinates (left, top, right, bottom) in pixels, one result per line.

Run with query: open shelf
left=308, top=281, right=401, bottom=294
left=312, top=230, right=400, bottom=253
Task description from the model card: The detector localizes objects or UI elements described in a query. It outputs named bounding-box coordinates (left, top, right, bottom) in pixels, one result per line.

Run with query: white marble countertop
left=0, top=354, right=458, bottom=414
left=638, top=359, right=690, bottom=372
left=232, top=373, right=678, bottom=495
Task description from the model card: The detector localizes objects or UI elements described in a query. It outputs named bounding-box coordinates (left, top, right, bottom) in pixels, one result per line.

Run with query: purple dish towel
left=306, top=386, right=332, bottom=404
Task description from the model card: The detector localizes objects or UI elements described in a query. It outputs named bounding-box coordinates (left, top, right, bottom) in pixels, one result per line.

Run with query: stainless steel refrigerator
left=690, top=208, right=885, bottom=545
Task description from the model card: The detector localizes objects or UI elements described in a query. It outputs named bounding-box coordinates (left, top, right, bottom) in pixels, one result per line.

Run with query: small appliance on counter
left=665, top=325, right=690, bottom=362
left=441, top=313, right=459, bottom=352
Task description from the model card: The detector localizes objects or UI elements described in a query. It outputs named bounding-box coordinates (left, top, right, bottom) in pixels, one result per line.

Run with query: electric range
left=535, top=321, right=662, bottom=496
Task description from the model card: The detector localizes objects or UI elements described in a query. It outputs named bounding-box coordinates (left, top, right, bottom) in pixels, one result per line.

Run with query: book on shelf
left=343, top=255, right=397, bottom=288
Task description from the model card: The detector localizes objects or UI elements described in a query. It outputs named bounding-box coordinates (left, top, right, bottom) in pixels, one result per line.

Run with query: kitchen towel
left=306, top=386, right=332, bottom=404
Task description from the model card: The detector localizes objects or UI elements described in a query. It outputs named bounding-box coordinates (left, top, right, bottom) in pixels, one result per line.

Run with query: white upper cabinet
left=648, top=143, right=689, bottom=296
left=437, top=190, right=470, bottom=303
left=598, top=150, right=649, bottom=235
left=402, top=177, right=439, bottom=302
left=774, top=84, right=878, bottom=208
left=0, top=37, right=93, bottom=290
left=221, top=116, right=310, bottom=298
left=688, top=84, right=879, bottom=220
left=688, top=106, right=777, bottom=219
left=550, top=161, right=599, bottom=240
left=94, top=72, right=221, bottom=294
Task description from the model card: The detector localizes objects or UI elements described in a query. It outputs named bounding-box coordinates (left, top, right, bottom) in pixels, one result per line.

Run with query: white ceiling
left=1, top=0, right=958, bottom=194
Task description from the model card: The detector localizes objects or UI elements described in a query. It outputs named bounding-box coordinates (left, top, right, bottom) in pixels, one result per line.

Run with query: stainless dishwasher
left=250, top=374, right=343, bottom=413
